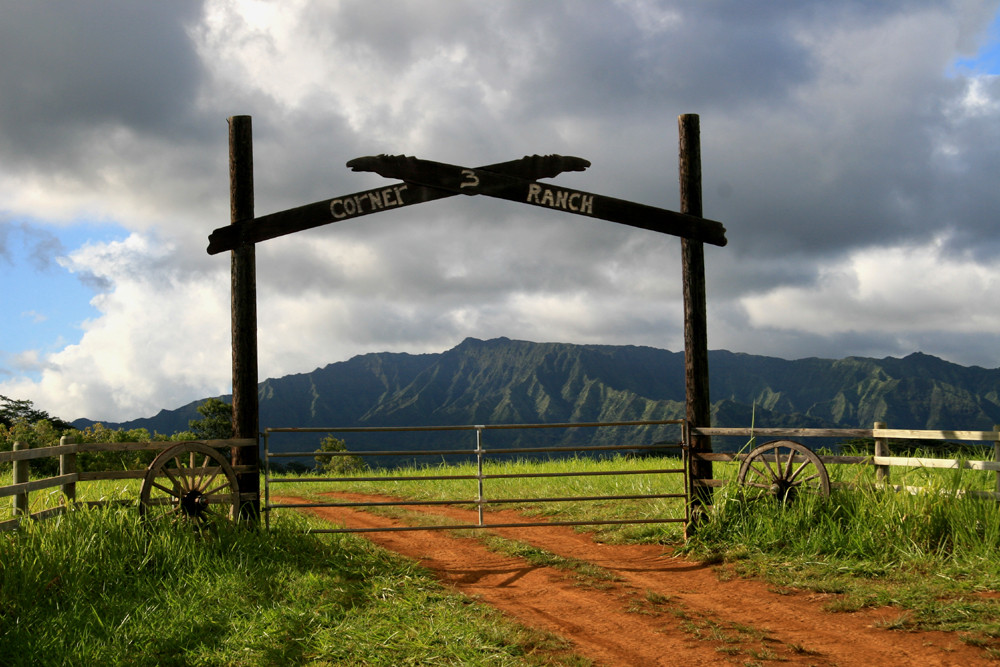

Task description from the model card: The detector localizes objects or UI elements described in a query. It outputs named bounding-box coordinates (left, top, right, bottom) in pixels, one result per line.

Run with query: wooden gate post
left=873, top=421, right=889, bottom=484
left=229, top=115, right=261, bottom=521
left=679, top=114, right=713, bottom=531
left=59, top=435, right=76, bottom=503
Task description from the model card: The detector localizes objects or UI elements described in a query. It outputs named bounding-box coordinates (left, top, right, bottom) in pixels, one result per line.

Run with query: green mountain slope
left=72, top=338, right=1000, bottom=455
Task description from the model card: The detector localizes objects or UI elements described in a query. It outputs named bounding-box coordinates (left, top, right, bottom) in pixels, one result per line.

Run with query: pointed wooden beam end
left=346, top=154, right=591, bottom=181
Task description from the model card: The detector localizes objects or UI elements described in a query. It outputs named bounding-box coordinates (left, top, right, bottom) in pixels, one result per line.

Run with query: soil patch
left=273, top=493, right=991, bottom=666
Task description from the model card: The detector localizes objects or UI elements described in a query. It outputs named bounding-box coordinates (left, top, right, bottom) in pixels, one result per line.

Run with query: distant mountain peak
left=72, top=339, right=1000, bottom=442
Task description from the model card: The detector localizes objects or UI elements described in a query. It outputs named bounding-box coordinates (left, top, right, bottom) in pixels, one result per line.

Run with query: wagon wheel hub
left=181, top=490, right=209, bottom=517
left=770, top=480, right=795, bottom=502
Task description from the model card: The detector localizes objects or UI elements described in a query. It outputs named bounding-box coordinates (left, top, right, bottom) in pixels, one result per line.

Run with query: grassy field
left=5, top=450, right=1000, bottom=662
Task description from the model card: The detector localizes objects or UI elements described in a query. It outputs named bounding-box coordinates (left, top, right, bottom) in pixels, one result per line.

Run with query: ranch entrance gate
left=206, top=114, right=727, bottom=532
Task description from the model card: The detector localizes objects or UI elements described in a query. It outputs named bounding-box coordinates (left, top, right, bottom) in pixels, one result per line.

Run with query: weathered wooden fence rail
left=690, top=423, right=1000, bottom=499
left=1, top=437, right=255, bottom=531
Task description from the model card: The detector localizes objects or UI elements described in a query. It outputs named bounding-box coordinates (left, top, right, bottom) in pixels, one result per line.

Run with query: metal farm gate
left=262, top=420, right=690, bottom=534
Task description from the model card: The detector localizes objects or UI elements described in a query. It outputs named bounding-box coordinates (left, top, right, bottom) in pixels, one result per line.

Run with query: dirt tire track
left=274, top=493, right=991, bottom=666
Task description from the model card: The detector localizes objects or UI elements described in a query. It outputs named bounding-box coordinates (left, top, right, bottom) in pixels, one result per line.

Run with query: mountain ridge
left=72, top=338, right=1000, bottom=453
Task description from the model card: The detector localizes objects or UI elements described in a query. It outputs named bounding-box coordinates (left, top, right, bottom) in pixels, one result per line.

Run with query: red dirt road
left=274, top=493, right=991, bottom=666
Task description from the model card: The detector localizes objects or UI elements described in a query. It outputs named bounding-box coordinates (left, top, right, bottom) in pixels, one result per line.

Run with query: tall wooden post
left=229, top=115, right=260, bottom=521
left=679, top=114, right=713, bottom=530
left=12, top=442, right=28, bottom=517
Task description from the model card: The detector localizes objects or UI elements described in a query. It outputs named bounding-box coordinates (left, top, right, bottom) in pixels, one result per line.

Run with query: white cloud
left=742, top=236, right=1000, bottom=338
left=2, top=234, right=231, bottom=421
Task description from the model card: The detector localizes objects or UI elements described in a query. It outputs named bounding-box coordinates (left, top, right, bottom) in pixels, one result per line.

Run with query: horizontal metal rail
left=281, top=441, right=683, bottom=459
left=263, top=420, right=688, bottom=533
left=271, top=492, right=686, bottom=510
left=269, top=467, right=683, bottom=485
left=305, top=517, right=686, bottom=534
left=267, top=419, right=683, bottom=435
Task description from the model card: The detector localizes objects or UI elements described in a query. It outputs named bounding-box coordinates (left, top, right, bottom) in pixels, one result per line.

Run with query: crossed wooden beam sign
left=207, top=154, right=726, bottom=254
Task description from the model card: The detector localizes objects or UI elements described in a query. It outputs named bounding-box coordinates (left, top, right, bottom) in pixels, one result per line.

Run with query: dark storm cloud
left=0, top=220, right=64, bottom=270
left=0, top=1, right=208, bottom=167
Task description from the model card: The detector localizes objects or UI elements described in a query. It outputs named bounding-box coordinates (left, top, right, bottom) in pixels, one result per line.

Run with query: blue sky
left=954, top=10, right=1000, bottom=73
left=3, top=1, right=1000, bottom=423
left=2, top=221, right=126, bottom=379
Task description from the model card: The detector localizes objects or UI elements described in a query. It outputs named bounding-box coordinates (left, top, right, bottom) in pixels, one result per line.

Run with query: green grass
left=0, top=473, right=144, bottom=522
left=0, top=504, right=588, bottom=666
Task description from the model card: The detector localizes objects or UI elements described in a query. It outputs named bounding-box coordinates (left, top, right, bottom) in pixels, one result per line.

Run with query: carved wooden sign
left=207, top=153, right=726, bottom=254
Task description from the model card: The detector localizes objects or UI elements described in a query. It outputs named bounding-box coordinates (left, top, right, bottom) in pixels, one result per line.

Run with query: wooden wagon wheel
left=139, top=442, right=240, bottom=524
left=737, top=440, right=830, bottom=503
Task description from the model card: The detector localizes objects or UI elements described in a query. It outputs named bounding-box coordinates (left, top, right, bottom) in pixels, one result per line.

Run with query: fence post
left=60, top=435, right=77, bottom=504
left=475, top=426, right=485, bottom=527
left=993, top=425, right=1000, bottom=496
left=873, top=421, right=888, bottom=484
left=12, top=441, right=28, bottom=516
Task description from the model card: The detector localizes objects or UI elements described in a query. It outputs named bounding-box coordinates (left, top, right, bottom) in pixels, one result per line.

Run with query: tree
left=314, top=435, right=368, bottom=476
left=0, top=395, right=71, bottom=430
left=75, top=423, right=158, bottom=472
left=188, top=398, right=233, bottom=440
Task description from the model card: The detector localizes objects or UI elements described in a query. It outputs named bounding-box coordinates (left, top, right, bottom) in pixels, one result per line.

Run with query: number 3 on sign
left=460, top=169, right=479, bottom=189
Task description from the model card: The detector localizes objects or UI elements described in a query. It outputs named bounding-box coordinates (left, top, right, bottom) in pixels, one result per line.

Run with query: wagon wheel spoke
left=747, top=460, right=777, bottom=483
left=201, top=478, right=232, bottom=498
left=794, top=471, right=823, bottom=487
left=787, top=459, right=814, bottom=485
left=150, top=480, right=181, bottom=498
left=200, top=505, right=227, bottom=521
left=161, top=466, right=185, bottom=493
left=198, top=467, right=225, bottom=493
left=193, top=454, right=210, bottom=489
left=783, top=448, right=797, bottom=479
left=155, top=506, right=183, bottom=522
left=172, top=456, right=195, bottom=493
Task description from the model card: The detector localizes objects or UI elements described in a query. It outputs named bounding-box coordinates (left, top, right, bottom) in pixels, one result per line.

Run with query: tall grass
left=684, top=465, right=1000, bottom=634
left=0, top=504, right=583, bottom=666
